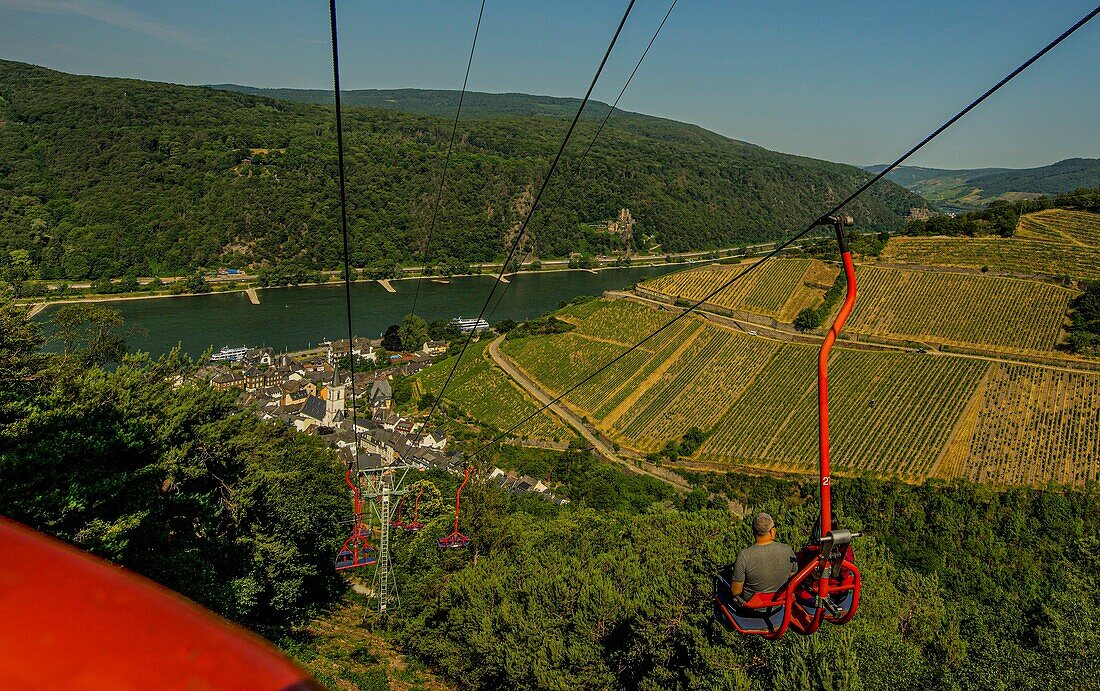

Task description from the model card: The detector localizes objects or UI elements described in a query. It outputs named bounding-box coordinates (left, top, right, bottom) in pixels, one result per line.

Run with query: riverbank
left=31, top=264, right=696, bottom=358
left=20, top=255, right=727, bottom=310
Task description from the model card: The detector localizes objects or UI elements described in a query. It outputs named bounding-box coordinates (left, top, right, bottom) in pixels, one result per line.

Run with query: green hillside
left=866, top=158, right=1100, bottom=210
left=0, top=60, right=923, bottom=281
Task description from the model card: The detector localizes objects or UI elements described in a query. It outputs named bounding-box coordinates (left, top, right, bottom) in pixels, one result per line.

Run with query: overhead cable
left=410, top=0, right=488, bottom=318
left=327, top=0, right=361, bottom=471
left=465, top=3, right=1100, bottom=460
left=404, top=0, right=640, bottom=460
left=486, top=0, right=679, bottom=324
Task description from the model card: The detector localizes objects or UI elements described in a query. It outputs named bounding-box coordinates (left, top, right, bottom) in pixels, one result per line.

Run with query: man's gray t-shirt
left=732, top=542, right=797, bottom=600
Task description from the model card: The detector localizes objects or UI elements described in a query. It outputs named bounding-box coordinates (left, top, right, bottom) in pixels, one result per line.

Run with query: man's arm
left=730, top=553, right=747, bottom=597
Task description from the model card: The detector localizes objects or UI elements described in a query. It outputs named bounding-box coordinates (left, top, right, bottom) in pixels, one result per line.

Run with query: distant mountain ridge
left=209, top=84, right=627, bottom=119
left=864, top=158, right=1100, bottom=210
left=208, top=84, right=762, bottom=149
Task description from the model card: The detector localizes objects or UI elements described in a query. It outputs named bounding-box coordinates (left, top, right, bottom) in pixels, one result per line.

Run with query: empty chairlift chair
left=437, top=467, right=472, bottom=549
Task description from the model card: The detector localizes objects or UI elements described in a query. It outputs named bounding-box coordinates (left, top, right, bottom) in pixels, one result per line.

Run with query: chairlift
left=391, top=496, right=407, bottom=530
left=438, top=466, right=472, bottom=549
left=334, top=467, right=378, bottom=570
left=403, top=487, right=425, bottom=532
left=714, top=215, right=863, bottom=638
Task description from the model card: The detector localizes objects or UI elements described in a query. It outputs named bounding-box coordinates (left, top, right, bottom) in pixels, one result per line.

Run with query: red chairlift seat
left=403, top=487, right=425, bottom=532
left=792, top=535, right=861, bottom=626
left=335, top=544, right=377, bottom=570
left=437, top=466, right=472, bottom=550
left=713, top=575, right=791, bottom=637
left=334, top=467, right=376, bottom=570
left=437, top=531, right=472, bottom=549
left=391, top=496, right=407, bottom=530
left=334, top=521, right=377, bottom=571
left=714, top=529, right=862, bottom=638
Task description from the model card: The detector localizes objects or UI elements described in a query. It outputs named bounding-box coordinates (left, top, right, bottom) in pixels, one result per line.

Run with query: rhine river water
left=38, top=265, right=687, bottom=358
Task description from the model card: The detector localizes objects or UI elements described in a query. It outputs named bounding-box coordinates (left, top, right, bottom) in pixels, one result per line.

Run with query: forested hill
left=209, top=84, right=634, bottom=120
left=865, top=158, right=1100, bottom=210
left=0, top=60, right=923, bottom=281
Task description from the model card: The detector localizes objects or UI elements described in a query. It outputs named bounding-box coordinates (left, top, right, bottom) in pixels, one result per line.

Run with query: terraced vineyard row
left=695, top=346, right=988, bottom=480
left=613, top=326, right=780, bottom=451
left=639, top=258, right=816, bottom=319
left=502, top=313, right=703, bottom=422
left=416, top=341, right=569, bottom=440
left=570, top=299, right=679, bottom=346
left=935, top=363, right=1100, bottom=486
left=590, top=321, right=702, bottom=421
left=1015, top=209, right=1100, bottom=247
left=495, top=296, right=1099, bottom=487
left=880, top=236, right=1100, bottom=280
left=845, top=265, right=1075, bottom=353
left=555, top=297, right=609, bottom=324
left=501, top=332, right=626, bottom=400
left=568, top=321, right=699, bottom=417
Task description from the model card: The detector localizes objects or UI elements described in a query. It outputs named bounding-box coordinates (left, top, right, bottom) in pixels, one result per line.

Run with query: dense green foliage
left=0, top=301, right=347, bottom=628
left=794, top=269, right=847, bottom=330
left=382, top=464, right=1100, bottom=690
left=0, top=60, right=921, bottom=282
left=505, top=315, right=577, bottom=340
left=398, top=314, right=429, bottom=351
left=1067, top=281, right=1100, bottom=355
left=47, top=303, right=129, bottom=367
left=209, top=85, right=627, bottom=120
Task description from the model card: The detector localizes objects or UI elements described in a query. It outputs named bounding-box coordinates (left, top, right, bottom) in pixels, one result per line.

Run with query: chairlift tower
left=357, top=461, right=413, bottom=618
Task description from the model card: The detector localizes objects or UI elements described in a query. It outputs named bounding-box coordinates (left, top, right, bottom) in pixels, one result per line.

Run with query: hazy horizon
left=2, top=0, right=1099, bottom=169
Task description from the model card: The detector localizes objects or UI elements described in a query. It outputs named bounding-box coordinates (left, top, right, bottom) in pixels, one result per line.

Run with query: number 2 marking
left=822, top=476, right=830, bottom=486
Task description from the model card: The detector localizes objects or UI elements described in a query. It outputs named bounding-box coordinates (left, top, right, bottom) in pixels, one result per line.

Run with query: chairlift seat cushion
left=714, top=574, right=787, bottom=633
left=335, top=549, right=377, bottom=570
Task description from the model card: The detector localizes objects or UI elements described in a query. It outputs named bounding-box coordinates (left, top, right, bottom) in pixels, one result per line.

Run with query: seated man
left=729, top=512, right=797, bottom=605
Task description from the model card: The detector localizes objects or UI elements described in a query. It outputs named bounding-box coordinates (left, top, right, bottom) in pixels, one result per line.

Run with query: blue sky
left=1, top=0, right=1098, bottom=169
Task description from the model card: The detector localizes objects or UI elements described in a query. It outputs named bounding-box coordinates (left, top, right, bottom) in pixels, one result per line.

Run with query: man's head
left=752, top=512, right=777, bottom=540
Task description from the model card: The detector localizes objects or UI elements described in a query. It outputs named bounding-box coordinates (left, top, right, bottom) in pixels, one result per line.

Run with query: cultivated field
left=695, top=346, right=988, bottom=481
left=498, top=297, right=1100, bottom=486
left=611, top=327, right=780, bottom=451
left=844, top=265, right=1075, bottom=353
left=415, top=341, right=570, bottom=440
left=638, top=258, right=835, bottom=321
left=1015, top=209, right=1100, bottom=247
left=934, top=362, right=1100, bottom=486
left=880, top=236, right=1100, bottom=280
left=501, top=300, right=704, bottom=424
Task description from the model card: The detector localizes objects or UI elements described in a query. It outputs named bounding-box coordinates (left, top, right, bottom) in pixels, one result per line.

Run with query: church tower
left=324, top=364, right=346, bottom=424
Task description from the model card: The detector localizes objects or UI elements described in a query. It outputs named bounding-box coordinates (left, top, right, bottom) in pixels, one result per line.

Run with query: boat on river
left=211, top=345, right=249, bottom=362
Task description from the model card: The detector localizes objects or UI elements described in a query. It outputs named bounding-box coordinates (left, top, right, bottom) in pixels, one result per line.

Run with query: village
left=199, top=331, right=569, bottom=506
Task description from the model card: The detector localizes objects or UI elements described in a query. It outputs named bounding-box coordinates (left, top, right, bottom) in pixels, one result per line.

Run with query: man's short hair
left=752, top=512, right=775, bottom=537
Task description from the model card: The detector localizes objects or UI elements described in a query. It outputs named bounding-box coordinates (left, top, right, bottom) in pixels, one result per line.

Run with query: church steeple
left=324, top=359, right=346, bottom=424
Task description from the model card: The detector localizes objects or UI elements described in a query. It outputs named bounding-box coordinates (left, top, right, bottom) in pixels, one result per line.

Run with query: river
left=36, top=265, right=687, bottom=357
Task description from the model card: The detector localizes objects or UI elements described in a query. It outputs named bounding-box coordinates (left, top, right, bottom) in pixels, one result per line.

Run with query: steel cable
left=403, top=0, right=639, bottom=462
left=410, top=0, right=488, bottom=318
left=463, top=3, right=1100, bottom=462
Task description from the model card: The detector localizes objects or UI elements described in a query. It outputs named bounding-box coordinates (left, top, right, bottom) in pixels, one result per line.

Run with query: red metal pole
left=817, top=219, right=857, bottom=539
left=453, top=466, right=471, bottom=533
